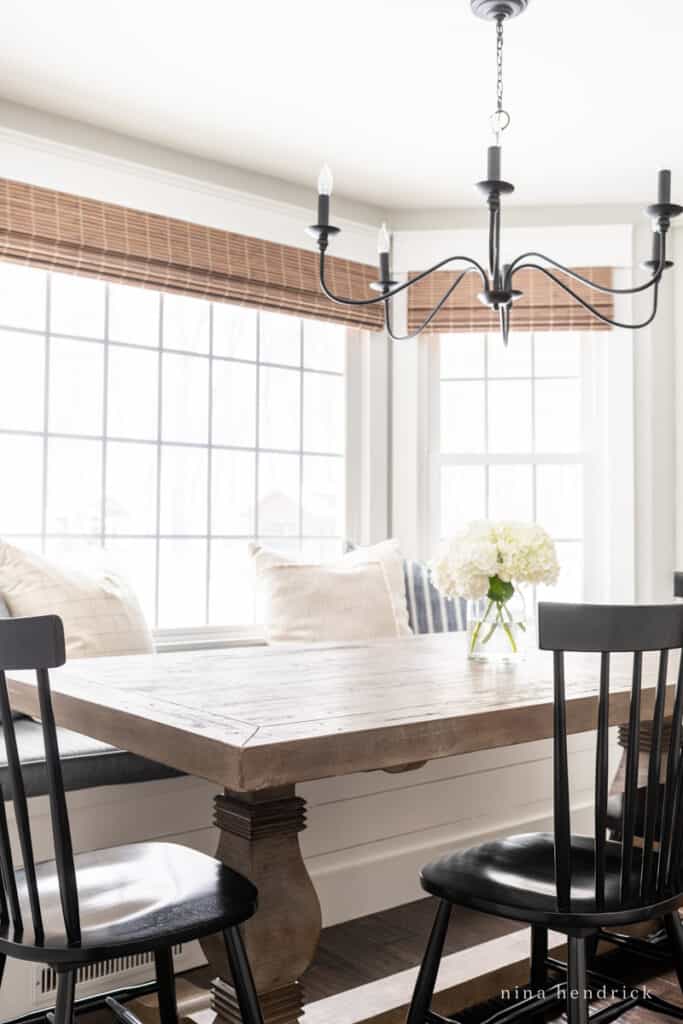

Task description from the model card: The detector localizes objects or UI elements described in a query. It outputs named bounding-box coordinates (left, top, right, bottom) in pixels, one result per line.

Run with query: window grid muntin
left=438, top=331, right=584, bottom=602
left=0, top=270, right=345, bottom=629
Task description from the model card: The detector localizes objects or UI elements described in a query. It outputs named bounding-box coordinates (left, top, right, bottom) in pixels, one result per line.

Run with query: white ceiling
left=0, top=0, right=681, bottom=210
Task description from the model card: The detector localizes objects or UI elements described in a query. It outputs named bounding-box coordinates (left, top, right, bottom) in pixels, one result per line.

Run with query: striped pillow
left=403, top=559, right=466, bottom=634
left=344, top=542, right=466, bottom=635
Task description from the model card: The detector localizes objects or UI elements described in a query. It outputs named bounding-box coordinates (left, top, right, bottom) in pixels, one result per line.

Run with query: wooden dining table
left=7, top=632, right=678, bottom=1024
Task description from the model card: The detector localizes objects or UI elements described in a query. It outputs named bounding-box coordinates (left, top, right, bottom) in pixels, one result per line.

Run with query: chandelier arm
left=511, top=263, right=660, bottom=330
left=488, top=204, right=499, bottom=282
left=318, top=251, right=489, bottom=308
left=383, top=271, right=472, bottom=341
left=504, top=246, right=667, bottom=296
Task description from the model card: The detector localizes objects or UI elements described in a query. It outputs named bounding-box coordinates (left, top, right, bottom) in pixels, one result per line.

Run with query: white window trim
left=427, top=331, right=601, bottom=602
left=389, top=221, right=639, bottom=599
left=153, top=327, right=387, bottom=649
left=0, top=272, right=369, bottom=649
left=390, top=282, right=636, bottom=603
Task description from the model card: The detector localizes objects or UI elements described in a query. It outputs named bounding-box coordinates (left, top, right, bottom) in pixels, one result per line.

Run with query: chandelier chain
left=496, top=18, right=504, bottom=113
left=490, top=18, right=510, bottom=140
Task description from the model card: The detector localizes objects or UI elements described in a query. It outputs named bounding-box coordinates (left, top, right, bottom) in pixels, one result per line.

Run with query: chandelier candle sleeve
left=307, top=0, right=681, bottom=345
left=487, top=146, right=502, bottom=182
left=317, top=164, right=333, bottom=228
left=659, top=169, right=672, bottom=206
left=377, top=223, right=391, bottom=288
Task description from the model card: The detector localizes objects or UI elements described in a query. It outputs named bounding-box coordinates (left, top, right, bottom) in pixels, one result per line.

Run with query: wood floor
left=302, top=898, right=524, bottom=1002
left=181, top=898, right=525, bottom=1006
left=460, top=946, right=683, bottom=1024
left=83, top=898, right=681, bottom=1024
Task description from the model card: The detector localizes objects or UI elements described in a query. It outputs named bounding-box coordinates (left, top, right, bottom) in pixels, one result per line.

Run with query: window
left=0, top=262, right=347, bottom=632
left=434, top=330, right=591, bottom=603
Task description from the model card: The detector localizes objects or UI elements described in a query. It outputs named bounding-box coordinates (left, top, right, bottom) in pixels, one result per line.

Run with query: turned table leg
left=199, top=786, right=322, bottom=1024
left=609, top=716, right=675, bottom=817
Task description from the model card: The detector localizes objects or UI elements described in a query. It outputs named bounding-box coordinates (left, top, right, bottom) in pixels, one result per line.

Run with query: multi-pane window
left=0, top=262, right=346, bottom=631
left=436, top=331, right=585, bottom=602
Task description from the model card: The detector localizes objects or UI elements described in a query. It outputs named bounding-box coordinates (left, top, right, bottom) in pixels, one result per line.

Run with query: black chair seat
left=0, top=720, right=183, bottom=798
left=0, top=842, right=256, bottom=964
left=421, top=831, right=679, bottom=928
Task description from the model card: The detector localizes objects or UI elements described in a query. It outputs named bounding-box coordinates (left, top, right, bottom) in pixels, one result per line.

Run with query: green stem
left=503, top=592, right=527, bottom=636
left=481, top=618, right=498, bottom=645
left=472, top=597, right=521, bottom=654
left=502, top=619, right=518, bottom=653
left=470, top=599, right=494, bottom=652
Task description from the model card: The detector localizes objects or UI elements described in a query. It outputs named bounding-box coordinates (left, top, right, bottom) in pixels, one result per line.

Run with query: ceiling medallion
left=307, top=0, right=680, bottom=344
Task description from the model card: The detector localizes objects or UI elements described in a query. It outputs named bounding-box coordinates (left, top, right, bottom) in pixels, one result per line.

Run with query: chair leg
left=566, top=936, right=589, bottom=1024
left=407, top=901, right=452, bottom=1024
left=665, top=912, right=683, bottom=993
left=54, top=971, right=75, bottom=1024
left=585, top=932, right=600, bottom=966
left=530, top=926, right=548, bottom=989
left=154, top=947, right=179, bottom=1024
left=224, top=927, right=265, bottom=1024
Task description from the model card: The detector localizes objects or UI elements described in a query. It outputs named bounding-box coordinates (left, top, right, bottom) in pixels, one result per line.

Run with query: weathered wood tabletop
left=7, top=633, right=677, bottom=1024
left=7, top=632, right=676, bottom=789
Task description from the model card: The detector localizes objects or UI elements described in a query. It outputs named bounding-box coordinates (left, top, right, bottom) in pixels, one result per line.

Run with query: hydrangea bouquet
left=432, top=520, right=560, bottom=660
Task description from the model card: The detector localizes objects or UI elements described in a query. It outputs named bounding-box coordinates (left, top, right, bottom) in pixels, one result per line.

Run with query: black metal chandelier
left=306, top=0, right=681, bottom=344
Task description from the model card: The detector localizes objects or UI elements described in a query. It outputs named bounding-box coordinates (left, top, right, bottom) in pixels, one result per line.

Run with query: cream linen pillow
left=340, top=539, right=411, bottom=635
left=0, top=542, right=153, bottom=659
left=250, top=542, right=411, bottom=643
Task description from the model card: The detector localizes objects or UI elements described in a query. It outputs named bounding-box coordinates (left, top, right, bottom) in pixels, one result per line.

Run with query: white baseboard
left=308, top=798, right=594, bottom=927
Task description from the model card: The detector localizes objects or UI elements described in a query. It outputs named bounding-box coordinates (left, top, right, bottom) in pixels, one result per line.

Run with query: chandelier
left=306, top=0, right=680, bottom=344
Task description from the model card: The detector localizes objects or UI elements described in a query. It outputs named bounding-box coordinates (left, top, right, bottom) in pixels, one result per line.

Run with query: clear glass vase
left=467, top=587, right=528, bottom=663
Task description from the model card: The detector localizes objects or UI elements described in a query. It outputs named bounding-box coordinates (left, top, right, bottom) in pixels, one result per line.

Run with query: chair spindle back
left=538, top=602, right=683, bottom=913
left=0, top=615, right=80, bottom=944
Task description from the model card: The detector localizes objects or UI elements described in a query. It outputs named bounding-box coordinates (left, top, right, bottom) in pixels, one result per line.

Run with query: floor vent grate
left=35, top=945, right=183, bottom=1000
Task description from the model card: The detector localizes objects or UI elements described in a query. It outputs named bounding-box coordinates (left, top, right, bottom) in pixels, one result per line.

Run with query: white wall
left=632, top=223, right=678, bottom=601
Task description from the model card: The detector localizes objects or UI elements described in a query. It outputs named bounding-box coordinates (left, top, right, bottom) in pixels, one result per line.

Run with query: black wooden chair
left=597, top=573, right=683, bottom=968
left=0, top=614, right=264, bottom=1024
left=407, top=601, right=683, bottom=1024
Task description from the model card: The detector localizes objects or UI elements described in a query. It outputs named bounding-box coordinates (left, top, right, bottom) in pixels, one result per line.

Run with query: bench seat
left=0, top=719, right=183, bottom=798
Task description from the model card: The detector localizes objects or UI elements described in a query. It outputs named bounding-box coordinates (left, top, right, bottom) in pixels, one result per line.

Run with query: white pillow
left=340, top=539, right=412, bottom=636
left=0, top=542, right=153, bottom=659
left=250, top=541, right=412, bottom=643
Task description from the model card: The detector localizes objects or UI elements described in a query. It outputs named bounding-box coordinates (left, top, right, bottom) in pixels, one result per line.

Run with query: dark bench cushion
left=0, top=719, right=183, bottom=798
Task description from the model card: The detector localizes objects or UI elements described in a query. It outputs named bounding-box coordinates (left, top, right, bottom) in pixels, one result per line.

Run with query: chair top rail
left=0, top=616, right=65, bottom=672
left=538, top=602, right=683, bottom=653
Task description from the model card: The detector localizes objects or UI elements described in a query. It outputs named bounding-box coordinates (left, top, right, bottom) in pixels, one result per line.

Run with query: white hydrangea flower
left=430, top=519, right=559, bottom=601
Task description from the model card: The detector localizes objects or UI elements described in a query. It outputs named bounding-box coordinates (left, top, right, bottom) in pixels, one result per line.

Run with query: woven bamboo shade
left=0, top=178, right=384, bottom=331
left=407, top=265, right=614, bottom=333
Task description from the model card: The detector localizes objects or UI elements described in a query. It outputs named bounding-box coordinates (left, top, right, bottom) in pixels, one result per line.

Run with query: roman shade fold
left=0, top=177, right=384, bottom=330
left=407, top=266, right=614, bottom=333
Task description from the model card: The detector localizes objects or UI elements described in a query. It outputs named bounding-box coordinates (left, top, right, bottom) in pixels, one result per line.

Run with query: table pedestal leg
left=200, top=786, right=322, bottom=1024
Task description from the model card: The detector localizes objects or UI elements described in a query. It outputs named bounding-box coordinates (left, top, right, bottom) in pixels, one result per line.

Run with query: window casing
left=0, top=262, right=349, bottom=636
left=431, top=330, right=600, bottom=604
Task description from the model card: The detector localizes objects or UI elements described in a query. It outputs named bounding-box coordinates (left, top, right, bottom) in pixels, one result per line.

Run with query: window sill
left=153, top=626, right=266, bottom=653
